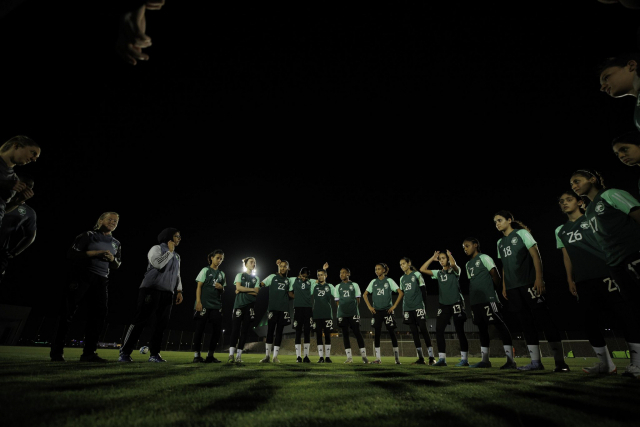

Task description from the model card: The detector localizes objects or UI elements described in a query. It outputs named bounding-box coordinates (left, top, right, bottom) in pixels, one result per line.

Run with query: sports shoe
left=204, top=356, right=221, bottom=363
left=193, top=356, right=204, bottom=363
left=80, top=352, right=107, bottom=363
left=582, top=362, right=616, bottom=375
left=470, top=361, right=492, bottom=368
left=433, top=358, right=447, bottom=366
left=118, top=354, right=133, bottom=363
left=235, top=356, right=243, bottom=364
left=517, top=360, right=544, bottom=371
left=455, top=359, right=469, bottom=367
left=272, top=356, right=281, bottom=363
left=148, top=354, right=167, bottom=363
left=296, top=356, right=303, bottom=363
left=395, top=360, right=401, bottom=365
left=621, top=364, right=640, bottom=378
left=303, top=356, right=311, bottom=363
left=317, top=357, right=325, bottom=363
left=260, top=355, right=270, bottom=363
left=362, top=356, right=369, bottom=364
left=344, top=357, right=353, bottom=364
left=411, top=358, right=426, bottom=365
left=500, top=360, right=517, bottom=370
left=428, top=356, right=436, bottom=365
left=553, top=362, right=571, bottom=373
left=227, top=355, right=235, bottom=363
left=50, top=354, right=65, bottom=362
left=371, top=359, right=382, bottom=364
left=324, top=357, right=332, bottom=363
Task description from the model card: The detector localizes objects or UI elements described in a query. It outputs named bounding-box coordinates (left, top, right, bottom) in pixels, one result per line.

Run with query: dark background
left=1, top=2, right=639, bottom=339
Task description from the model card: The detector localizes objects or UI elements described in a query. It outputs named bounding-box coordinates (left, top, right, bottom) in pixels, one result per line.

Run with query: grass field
left=0, top=346, right=638, bottom=427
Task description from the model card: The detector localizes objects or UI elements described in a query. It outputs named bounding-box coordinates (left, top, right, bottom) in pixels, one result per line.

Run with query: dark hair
left=0, top=135, right=39, bottom=153
left=558, top=190, right=585, bottom=213
left=157, top=228, right=179, bottom=244
left=340, top=267, right=351, bottom=275
left=570, top=169, right=606, bottom=190
left=317, top=268, right=327, bottom=275
left=493, top=210, right=531, bottom=233
left=612, top=130, right=640, bottom=147
left=437, top=252, right=451, bottom=267
left=400, top=257, right=417, bottom=272
left=207, top=249, right=224, bottom=264
left=598, top=53, right=640, bottom=75
left=463, top=237, right=481, bottom=252
left=278, top=260, right=290, bottom=277
left=375, top=263, right=389, bottom=275
left=299, top=267, right=311, bottom=276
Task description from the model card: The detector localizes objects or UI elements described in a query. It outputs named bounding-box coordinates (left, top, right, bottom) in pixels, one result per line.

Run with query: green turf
left=1, top=346, right=638, bottom=427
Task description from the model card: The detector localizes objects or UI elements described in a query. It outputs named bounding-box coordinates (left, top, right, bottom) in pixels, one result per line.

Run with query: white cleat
left=344, top=357, right=353, bottom=364
left=621, top=364, right=640, bottom=378
left=260, top=356, right=270, bottom=363
left=362, top=356, right=369, bottom=364
left=582, top=361, right=617, bottom=375
left=271, top=356, right=281, bottom=363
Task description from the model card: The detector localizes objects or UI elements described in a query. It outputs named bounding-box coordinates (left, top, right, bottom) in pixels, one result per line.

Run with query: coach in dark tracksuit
left=118, top=228, right=183, bottom=362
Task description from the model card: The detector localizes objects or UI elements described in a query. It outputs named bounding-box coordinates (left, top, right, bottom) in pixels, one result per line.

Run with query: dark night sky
left=1, top=2, right=639, bottom=333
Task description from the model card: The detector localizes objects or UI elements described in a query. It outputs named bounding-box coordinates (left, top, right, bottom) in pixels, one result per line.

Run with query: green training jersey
left=262, top=274, right=291, bottom=312
left=365, top=277, right=400, bottom=310
left=289, top=277, right=317, bottom=308
left=584, top=189, right=640, bottom=267
left=555, top=218, right=611, bottom=283
left=194, top=267, right=226, bottom=310
left=333, top=281, right=361, bottom=318
left=466, top=254, right=499, bottom=306
left=233, top=273, right=260, bottom=309
left=497, top=228, right=537, bottom=289
left=399, top=271, right=425, bottom=312
left=312, top=282, right=335, bottom=319
left=430, top=268, right=463, bottom=305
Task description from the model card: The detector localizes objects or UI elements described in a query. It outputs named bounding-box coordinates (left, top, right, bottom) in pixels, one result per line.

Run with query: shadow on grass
left=199, top=383, right=279, bottom=414
left=472, top=403, right=562, bottom=427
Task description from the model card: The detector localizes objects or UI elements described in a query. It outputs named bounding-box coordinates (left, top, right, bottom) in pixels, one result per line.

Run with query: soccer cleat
left=303, top=356, right=311, bottom=363
left=500, top=360, right=517, bottom=370
left=235, top=356, right=243, bottom=364
left=553, top=362, right=571, bottom=373
left=118, top=354, right=133, bottom=363
left=272, top=356, right=281, bottom=363
left=621, top=364, right=640, bottom=378
left=582, top=362, right=617, bottom=375
left=517, top=360, right=544, bottom=371
left=227, top=355, right=235, bottom=363
left=433, top=358, right=447, bottom=366
left=259, top=355, right=270, bottom=363
left=362, top=356, right=369, bottom=364
left=148, top=354, right=167, bottom=363
left=317, top=357, right=325, bottom=363
left=470, top=361, right=492, bottom=368
left=428, top=356, right=436, bottom=365
left=455, top=359, right=469, bottom=367
left=344, top=357, right=353, bottom=364
left=395, top=360, right=401, bottom=365
left=204, top=356, right=221, bottom=363
left=80, top=352, right=107, bottom=363
left=50, top=354, right=65, bottom=362
left=193, top=356, right=204, bottom=363
left=411, top=358, right=426, bottom=365
left=296, top=356, right=303, bottom=363
left=371, top=359, right=382, bottom=364
left=324, top=357, right=333, bottom=363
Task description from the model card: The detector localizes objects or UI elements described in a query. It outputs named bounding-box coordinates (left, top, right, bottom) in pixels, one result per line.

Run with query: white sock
left=325, top=345, right=331, bottom=357
left=461, top=351, right=468, bottom=361
left=375, top=347, right=381, bottom=360
left=237, top=349, right=243, bottom=358
left=527, top=345, right=541, bottom=361
left=548, top=341, right=564, bottom=363
left=393, top=347, right=399, bottom=360
left=360, top=348, right=367, bottom=358
left=427, top=347, right=434, bottom=358
left=438, top=352, right=446, bottom=360
left=628, top=342, right=640, bottom=366
left=318, top=345, right=324, bottom=358
left=295, top=344, right=301, bottom=358
left=273, top=346, right=280, bottom=358
left=416, top=347, right=424, bottom=359
left=194, top=352, right=200, bottom=358
left=229, top=347, right=236, bottom=356
left=593, top=345, right=615, bottom=369
left=503, top=345, right=514, bottom=362
left=266, top=344, right=273, bottom=357
left=304, top=343, right=310, bottom=357
left=345, top=348, right=352, bottom=358
left=481, top=347, right=490, bottom=362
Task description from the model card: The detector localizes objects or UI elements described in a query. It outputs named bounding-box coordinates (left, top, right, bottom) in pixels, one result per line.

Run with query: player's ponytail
left=494, top=210, right=532, bottom=234
left=376, top=262, right=390, bottom=276
left=571, top=169, right=606, bottom=190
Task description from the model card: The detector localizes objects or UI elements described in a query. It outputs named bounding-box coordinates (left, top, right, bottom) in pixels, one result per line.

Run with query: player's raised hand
left=431, top=251, right=440, bottom=261
left=323, top=262, right=329, bottom=270
left=167, top=241, right=175, bottom=252
left=276, top=259, right=281, bottom=266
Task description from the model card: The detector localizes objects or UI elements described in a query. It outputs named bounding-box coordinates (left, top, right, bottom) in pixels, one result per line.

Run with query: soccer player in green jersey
left=259, top=259, right=293, bottom=363
left=229, top=257, right=260, bottom=363
left=193, top=250, right=226, bottom=363
left=598, top=53, right=640, bottom=132
left=494, top=211, right=567, bottom=372
left=612, top=131, right=640, bottom=194
left=312, top=266, right=335, bottom=363
left=399, top=257, right=435, bottom=365
left=420, top=251, right=469, bottom=367
left=570, top=170, right=640, bottom=377
left=557, top=190, right=640, bottom=375
left=363, top=263, right=403, bottom=364
left=462, top=238, right=516, bottom=369
left=334, top=268, right=369, bottom=364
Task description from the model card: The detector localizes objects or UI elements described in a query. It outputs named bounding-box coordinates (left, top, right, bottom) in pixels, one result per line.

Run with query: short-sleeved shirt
left=262, top=274, right=292, bottom=312
left=0, top=204, right=36, bottom=250
left=289, top=277, right=317, bottom=308
left=430, top=268, right=463, bottom=305
left=195, top=267, right=226, bottom=310
left=366, top=277, right=400, bottom=310
left=233, top=273, right=260, bottom=309
left=584, top=189, right=640, bottom=267
left=497, top=229, right=537, bottom=289
left=555, top=217, right=611, bottom=283
left=466, top=254, right=499, bottom=306
left=71, top=231, right=122, bottom=278
left=333, top=281, right=361, bottom=318
left=312, top=282, right=335, bottom=319
left=399, top=271, right=426, bottom=312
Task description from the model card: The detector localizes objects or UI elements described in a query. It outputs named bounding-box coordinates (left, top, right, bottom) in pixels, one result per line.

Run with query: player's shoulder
left=111, top=236, right=122, bottom=246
